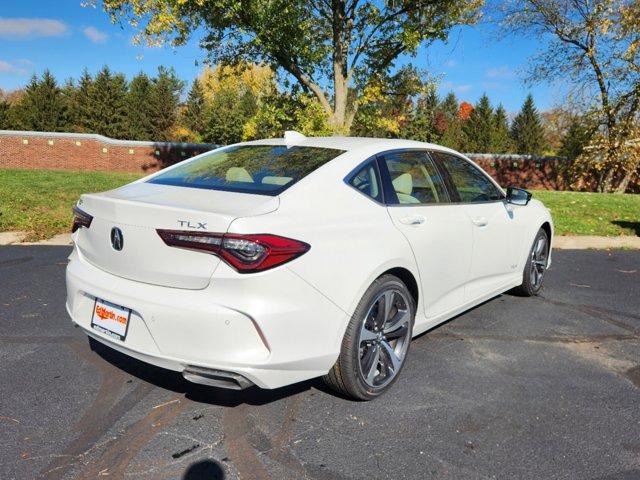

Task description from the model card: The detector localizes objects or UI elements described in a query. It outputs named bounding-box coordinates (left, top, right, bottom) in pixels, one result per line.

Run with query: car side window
left=431, top=151, right=504, bottom=203
left=348, top=161, right=383, bottom=203
left=380, top=151, right=449, bottom=205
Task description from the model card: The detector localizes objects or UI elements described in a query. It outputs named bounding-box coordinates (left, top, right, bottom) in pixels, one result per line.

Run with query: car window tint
left=349, top=162, right=382, bottom=202
left=381, top=151, right=449, bottom=205
left=148, top=145, right=345, bottom=196
left=431, top=152, right=503, bottom=203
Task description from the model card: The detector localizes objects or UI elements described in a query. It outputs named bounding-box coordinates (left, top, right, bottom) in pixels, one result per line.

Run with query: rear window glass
left=148, top=145, right=346, bottom=195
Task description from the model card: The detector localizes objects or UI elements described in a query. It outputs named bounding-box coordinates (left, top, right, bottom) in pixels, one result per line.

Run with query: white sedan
left=66, top=132, right=553, bottom=400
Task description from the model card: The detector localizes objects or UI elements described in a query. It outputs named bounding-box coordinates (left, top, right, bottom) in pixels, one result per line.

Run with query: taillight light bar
left=71, top=206, right=93, bottom=233
left=156, top=230, right=310, bottom=273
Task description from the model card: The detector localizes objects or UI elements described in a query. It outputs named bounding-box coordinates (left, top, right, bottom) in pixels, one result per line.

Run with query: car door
left=430, top=151, right=528, bottom=301
left=379, top=150, right=473, bottom=320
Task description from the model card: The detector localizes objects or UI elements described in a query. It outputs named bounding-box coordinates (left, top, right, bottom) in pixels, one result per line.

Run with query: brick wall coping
left=0, top=130, right=566, bottom=160
left=465, top=153, right=565, bottom=161
left=0, top=130, right=218, bottom=150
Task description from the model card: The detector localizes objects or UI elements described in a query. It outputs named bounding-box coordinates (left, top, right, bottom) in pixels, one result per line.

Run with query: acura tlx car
left=66, top=132, right=553, bottom=400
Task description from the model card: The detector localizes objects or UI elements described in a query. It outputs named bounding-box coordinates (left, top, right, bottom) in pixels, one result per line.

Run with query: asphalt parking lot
left=1, top=246, right=639, bottom=480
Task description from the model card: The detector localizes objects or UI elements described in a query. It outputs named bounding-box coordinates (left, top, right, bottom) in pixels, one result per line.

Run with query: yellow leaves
left=199, top=63, right=275, bottom=101
left=242, top=119, right=258, bottom=141
left=376, top=117, right=400, bottom=135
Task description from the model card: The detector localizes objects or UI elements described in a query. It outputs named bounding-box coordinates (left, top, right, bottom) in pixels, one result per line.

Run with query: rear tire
left=323, top=274, right=415, bottom=401
left=515, top=227, right=549, bottom=296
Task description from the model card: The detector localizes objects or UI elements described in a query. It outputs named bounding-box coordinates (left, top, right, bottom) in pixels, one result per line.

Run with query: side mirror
left=506, top=186, right=532, bottom=206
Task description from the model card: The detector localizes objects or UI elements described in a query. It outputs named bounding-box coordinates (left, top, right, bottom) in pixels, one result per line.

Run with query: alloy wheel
left=530, top=235, right=548, bottom=289
left=357, top=289, right=412, bottom=388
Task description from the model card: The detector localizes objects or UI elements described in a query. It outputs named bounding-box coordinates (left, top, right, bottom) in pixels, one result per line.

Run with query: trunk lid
left=75, top=182, right=279, bottom=289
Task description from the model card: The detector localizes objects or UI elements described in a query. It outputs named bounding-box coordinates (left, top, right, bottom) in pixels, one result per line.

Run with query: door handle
left=399, top=215, right=426, bottom=226
left=472, top=217, right=489, bottom=227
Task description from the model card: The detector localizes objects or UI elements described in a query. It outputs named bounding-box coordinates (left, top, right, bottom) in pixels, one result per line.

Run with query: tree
left=197, top=63, right=271, bottom=144
left=510, top=94, right=546, bottom=155
left=181, top=78, right=206, bottom=139
left=437, top=92, right=463, bottom=150
left=462, top=93, right=493, bottom=152
left=0, top=96, right=9, bottom=129
left=351, top=66, right=428, bottom=138
left=127, top=72, right=155, bottom=140
left=149, top=67, right=183, bottom=141
left=97, top=0, right=482, bottom=133
left=89, top=66, right=129, bottom=138
left=405, top=87, right=440, bottom=142
left=12, top=71, right=68, bottom=132
left=491, top=104, right=512, bottom=153
left=560, top=116, right=593, bottom=161
left=72, top=69, right=95, bottom=133
left=203, top=87, right=257, bottom=145
left=500, top=0, right=640, bottom=192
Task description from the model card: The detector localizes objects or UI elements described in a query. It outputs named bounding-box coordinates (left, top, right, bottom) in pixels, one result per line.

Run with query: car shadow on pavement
left=87, top=336, right=321, bottom=406
left=182, top=459, right=226, bottom=480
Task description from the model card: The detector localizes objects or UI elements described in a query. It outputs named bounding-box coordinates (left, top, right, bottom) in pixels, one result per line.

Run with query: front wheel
left=515, top=227, right=549, bottom=296
left=323, top=274, right=415, bottom=400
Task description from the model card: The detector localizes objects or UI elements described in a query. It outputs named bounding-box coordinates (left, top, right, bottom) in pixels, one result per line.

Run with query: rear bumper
left=65, top=247, right=348, bottom=389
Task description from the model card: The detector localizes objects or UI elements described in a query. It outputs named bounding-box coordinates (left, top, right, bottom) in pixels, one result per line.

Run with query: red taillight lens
left=156, top=230, right=310, bottom=273
left=71, top=206, right=93, bottom=233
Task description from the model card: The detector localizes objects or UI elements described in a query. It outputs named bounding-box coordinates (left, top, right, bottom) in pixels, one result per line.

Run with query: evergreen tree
left=89, top=66, right=129, bottom=138
left=0, top=98, right=9, bottom=129
left=510, top=94, right=546, bottom=155
left=127, top=72, right=155, bottom=140
left=61, top=78, right=77, bottom=131
left=181, top=78, right=206, bottom=138
left=13, top=71, right=67, bottom=132
left=149, top=67, right=183, bottom=141
left=462, top=93, right=493, bottom=152
left=437, top=92, right=463, bottom=150
left=559, top=116, right=592, bottom=161
left=202, top=87, right=257, bottom=144
left=73, top=69, right=94, bottom=133
left=405, top=88, right=439, bottom=142
left=491, top=104, right=512, bottom=153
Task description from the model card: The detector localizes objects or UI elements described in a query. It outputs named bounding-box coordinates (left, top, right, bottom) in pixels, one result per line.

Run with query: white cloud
left=0, top=18, right=69, bottom=39
left=0, top=60, right=30, bottom=75
left=485, top=66, right=516, bottom=80
left=440, top=81, right=473, bottom=95
left=443, top=59, right=457, bottom=68
left=83, top=26, right=108, bottom=43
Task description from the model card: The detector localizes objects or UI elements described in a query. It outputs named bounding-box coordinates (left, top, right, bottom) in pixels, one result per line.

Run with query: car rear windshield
left=147, top=145, right=346, bottom=195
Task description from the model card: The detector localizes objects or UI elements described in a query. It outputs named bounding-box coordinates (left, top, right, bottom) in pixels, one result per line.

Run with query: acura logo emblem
left=110, top=227, right=124, bottom=251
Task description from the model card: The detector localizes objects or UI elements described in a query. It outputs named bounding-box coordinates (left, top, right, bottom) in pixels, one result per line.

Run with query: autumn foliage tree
left=500, top=0, right=640, bottom=192
left=96, top=0, right=482, bottom=133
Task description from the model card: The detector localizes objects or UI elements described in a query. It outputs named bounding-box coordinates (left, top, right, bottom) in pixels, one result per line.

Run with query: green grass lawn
left=532, top=190, right=640, bottom=236
left=0, top=168, right=638, bottom=240
left=0, top=169, right=142, bottom=241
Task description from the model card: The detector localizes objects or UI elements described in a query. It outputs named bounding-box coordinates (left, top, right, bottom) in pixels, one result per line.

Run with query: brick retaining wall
left=0, top=130, right=216, bottom=173
left=1, top=130, right=569, bottom=190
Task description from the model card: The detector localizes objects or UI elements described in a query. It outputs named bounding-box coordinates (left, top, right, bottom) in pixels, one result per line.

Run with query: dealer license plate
left=90, top=298, right=132, bottom=341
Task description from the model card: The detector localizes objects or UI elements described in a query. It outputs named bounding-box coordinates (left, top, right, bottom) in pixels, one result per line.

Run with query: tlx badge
left=178, top=220, right=207, bottom=229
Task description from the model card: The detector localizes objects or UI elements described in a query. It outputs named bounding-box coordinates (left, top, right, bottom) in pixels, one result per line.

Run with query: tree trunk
left=614, top=170, right=635, bottom=194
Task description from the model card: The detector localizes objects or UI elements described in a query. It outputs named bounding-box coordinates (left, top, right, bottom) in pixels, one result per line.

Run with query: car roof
left=240, top=136, right=462, bottom=156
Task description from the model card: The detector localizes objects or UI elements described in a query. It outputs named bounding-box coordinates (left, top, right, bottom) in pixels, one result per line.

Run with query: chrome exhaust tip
left=182, top=366, right=254, bottom=390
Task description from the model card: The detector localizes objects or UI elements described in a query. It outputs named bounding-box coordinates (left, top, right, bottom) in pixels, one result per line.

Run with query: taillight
left=156, top=230, right=310, bottom=273
left=71, top=206, right=93, bottom=233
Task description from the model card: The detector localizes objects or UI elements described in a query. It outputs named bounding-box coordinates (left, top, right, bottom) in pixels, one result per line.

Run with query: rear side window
left=348, top=161, right=383, bottom=202
left=431, top=151, right=503, bottom=203
left=148, top=145, right=345, bottom=195
left=381, top=151, right=449, bottom=205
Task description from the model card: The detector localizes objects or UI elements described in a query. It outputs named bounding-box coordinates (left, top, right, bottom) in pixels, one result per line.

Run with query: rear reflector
left=71, top=206, right=93, bottom=233
left=156, top=230, right=310, bottom=273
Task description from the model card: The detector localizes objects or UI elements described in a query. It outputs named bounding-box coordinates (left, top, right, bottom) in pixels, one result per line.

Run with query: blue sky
left=0, top=0, right=560, bottom=113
